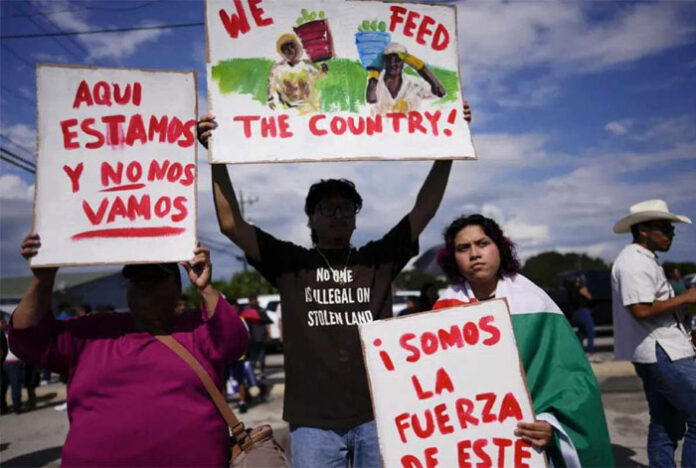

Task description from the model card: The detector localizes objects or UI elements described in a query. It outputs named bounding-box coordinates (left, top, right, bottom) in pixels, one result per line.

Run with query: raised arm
left=408, top=160, right=452, bottom=241
left=407, top=101, right=471, bottom=240
left=181, top=244, right=219, bottom=316
left=197, top=114, right=261, bottom=261
left=13, top=233, right=58, bottom=329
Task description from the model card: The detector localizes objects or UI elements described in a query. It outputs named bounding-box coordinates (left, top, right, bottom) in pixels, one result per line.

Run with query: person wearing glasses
left=611, top=199, right=696, bottom=467
left=197, top=107, right=469, bottom=467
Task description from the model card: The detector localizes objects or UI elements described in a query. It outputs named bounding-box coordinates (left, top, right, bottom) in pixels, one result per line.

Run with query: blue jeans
left=572, top=308, right=595, bottom=353
left=634, top=345, right=696, bottom=467
left=2, top=361, right=25, bottom=412
left=290, top=420, right=380, bottom=468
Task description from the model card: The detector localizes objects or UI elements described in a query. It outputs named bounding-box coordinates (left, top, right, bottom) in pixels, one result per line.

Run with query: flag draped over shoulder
left=434, top=274, right=614, bottom=468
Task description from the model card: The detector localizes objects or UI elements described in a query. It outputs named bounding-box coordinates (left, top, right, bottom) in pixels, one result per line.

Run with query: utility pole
left=238, top=189, right=259, bottom=272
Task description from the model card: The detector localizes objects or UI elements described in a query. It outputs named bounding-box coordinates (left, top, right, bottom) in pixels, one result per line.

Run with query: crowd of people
left=3, top=102, right=694, bottom=467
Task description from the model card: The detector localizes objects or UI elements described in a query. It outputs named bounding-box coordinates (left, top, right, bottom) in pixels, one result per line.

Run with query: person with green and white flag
left=433, top=214, right=614, bottom=467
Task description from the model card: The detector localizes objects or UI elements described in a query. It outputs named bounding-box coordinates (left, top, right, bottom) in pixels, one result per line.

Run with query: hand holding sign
left=359, top=299, right=547, bottom=468
left=33, top=65, right=197, bottom=267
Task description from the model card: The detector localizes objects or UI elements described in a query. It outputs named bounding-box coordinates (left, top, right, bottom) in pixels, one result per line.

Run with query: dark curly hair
left=438, top=214, right=520, bottom=284
left=304, top=179, right=363, bottom=244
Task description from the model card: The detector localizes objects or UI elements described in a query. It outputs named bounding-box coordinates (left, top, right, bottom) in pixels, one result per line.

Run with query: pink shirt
left=9, top=297, right=248, bottom=467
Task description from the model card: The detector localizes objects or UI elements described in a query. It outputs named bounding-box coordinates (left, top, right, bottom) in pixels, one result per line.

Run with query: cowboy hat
left=613, top=199, right=692, bottom=233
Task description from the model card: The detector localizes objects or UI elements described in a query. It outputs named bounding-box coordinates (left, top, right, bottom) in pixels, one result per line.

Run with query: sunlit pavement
left=0, top=352, right=683, bottom=467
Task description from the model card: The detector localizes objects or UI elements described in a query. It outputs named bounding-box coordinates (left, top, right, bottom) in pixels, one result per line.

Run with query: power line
left=0, top=146, right=36, bottom=169
left=1, top=43, right=35, bottom=68
left=0, top=135, right=35, bottom=161
left=11, top=2, right=85, bottom=60
left=1, top=22, right=204, bottom=40
left=4, top=1, right=158, bottom=18
left=33, top=6, right=91, bottom=56
left=0, top=153, right=35, bottom=174
left=1, top=85, right=36, bottom=105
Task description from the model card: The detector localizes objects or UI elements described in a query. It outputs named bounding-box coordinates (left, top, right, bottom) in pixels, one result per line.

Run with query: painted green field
left=211, top=57, right=459, bottom=113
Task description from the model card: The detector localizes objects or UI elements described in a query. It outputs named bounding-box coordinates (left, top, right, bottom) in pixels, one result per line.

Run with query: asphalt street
left=0, top=352, right=682, bottom=467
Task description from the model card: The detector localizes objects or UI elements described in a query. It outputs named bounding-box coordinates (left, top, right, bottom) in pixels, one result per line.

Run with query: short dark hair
left=438, top=214, right=521, bottom=284
left=304, top=179, right=363, bottom=243
left=122, top=263, right=181, bottom=293
left=631, top=223, right=645, bottom=241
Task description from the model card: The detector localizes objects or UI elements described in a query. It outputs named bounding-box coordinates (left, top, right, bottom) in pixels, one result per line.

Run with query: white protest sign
left=32, top=64, right=197, bottom=267
left=359, top=299, right=547, bottom=468
left=205, top=0, right=475, bottom=163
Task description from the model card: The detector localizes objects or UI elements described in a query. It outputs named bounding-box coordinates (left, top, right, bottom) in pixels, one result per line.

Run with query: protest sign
left=359, top=299, right=547, bottom=468
left=32, top=64, right=197, bottom=267
left=205, top=0, right=475, bottom=163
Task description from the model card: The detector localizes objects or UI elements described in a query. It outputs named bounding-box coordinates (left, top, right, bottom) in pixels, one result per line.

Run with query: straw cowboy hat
left=613, top=199, right=692, bottom=233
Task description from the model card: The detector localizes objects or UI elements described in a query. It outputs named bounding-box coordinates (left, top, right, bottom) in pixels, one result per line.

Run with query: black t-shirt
left=248, top=216, right=417, bottom=428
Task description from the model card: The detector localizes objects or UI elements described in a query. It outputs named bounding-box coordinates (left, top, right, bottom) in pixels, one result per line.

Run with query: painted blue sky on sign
left=1, top=0, right=695, bottom=279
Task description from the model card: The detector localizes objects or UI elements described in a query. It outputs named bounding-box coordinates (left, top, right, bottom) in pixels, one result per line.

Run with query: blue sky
left=1, top=0, right=695, bottom=280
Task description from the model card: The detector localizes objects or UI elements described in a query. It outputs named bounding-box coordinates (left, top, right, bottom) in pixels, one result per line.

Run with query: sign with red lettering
left=32, top=64, right=197, bottom=267
left=205, top=0, right=475, bottom=163
left=359, top=300, right=547, bottom=468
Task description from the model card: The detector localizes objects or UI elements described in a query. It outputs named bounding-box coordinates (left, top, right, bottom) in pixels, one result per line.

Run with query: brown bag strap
left=154, top=335, right=253, bottom=451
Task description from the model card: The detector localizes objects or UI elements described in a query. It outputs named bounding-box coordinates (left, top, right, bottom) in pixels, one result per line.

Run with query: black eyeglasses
left=644, top=223, right=675, bottom=236
left=317, top=202, right=359, bottom=218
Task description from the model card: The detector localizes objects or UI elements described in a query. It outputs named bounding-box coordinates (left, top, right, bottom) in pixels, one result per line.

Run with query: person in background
left=611, top=199, right=696, bottom=467
left=434, top=214, right=614, bottom=466
left=564, top=274, right=597, bottom=360
left=241, top=295, right=273, bottom=375
left=665, top=266, right=687, bottom=296
left=2, top=317, right=25, bottom=414
left=397, top=296, right=418, bottom=316
left=417, top=281, right=439, bottom=313
left=9, top=233, right=248, bottom=466
left=76, top=304, right=91, bottom=317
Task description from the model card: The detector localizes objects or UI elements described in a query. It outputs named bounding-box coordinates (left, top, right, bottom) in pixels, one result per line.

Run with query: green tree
left=521, top=251, right=608, bottom=290
left=183, top=271, right=277, bottom=307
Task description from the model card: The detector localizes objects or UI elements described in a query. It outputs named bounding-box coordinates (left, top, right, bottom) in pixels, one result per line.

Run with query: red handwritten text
left=219, top=0, right=273, bottom=39
left=388, top=6, right=449, bottom=51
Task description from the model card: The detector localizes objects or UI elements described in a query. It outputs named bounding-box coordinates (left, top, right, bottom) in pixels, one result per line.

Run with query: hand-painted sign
left=32, top=64, right=197, bottom=267
left=359, top=300, right=546, bottom=468
left=205, top=0, right=475, bottom=163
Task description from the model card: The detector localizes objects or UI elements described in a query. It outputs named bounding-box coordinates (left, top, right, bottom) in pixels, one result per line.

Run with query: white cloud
left=0, top=174, right=34, bottom=201
left=456, top=2, right=696, bottom=107
left=0, top=123, right=36, bottom=153
left=36, top=1, right=170, bottom=61
left=604, top=120, right=631, bottom=136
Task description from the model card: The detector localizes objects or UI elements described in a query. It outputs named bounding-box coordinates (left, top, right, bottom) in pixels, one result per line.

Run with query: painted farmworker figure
left=8, top=233, right=248, bottom=466
left=197, top=106, right=471, bottom=467
left=267, top=33, right=328, bottom=114
left=366, top=42, right=445, bottom=114
left=434, top=214, right=614, bottom=467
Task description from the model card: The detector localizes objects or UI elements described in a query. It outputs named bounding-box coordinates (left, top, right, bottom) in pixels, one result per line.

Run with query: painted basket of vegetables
left=293, top=9, right=334, bottom=62
left=355, top=20, right=391, bottom=70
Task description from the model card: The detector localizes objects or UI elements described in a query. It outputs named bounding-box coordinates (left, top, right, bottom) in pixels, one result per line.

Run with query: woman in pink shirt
left=9, top=233, right=249, bottom=467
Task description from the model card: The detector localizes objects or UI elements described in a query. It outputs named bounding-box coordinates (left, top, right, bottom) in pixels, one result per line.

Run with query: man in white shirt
left=611, top=199, right=696, bottom=467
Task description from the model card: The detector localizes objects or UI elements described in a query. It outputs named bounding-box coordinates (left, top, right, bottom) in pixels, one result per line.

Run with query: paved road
left=0, top=353, right=681, bottom=467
